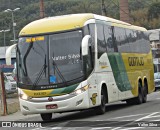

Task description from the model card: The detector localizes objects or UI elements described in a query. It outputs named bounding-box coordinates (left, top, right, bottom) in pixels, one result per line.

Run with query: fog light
left=76, top=99, right=83, bottom=106
left=22, top=105, right=29, bottom=111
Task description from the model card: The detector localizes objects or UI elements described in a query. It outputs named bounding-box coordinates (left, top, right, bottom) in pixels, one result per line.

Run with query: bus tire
left=40, top=113, right=52, bottom=121
left=95, top=89, right=106, bottom=115
left=126, top=82, right=143, bottom=105
left=135, top=83, right=143, bottom=104
left=142, top=83, right=147, bottom=103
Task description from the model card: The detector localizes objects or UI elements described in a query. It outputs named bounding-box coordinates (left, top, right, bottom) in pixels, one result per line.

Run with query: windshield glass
left=49, top=30, right=83, bottom=84
left=17, top=30, right=84, bottom=88
left=17, top=36, right=48, bottom=85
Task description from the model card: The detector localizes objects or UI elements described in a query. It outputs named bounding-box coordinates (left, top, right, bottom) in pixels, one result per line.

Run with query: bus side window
left=125, top=29, right=138, bottom=53
left=114, top=27, right=126, bottom=52
left=83, top=24, right=95, bottom=68
left=97, top=24, right=106, bottom=58
left=104, top=25, right=114, bottom=53
left=141, top=31, right=150, bottom=53
left=89, top=24, right=95, bottom=67
left=83, top=25, right=90, bottom=35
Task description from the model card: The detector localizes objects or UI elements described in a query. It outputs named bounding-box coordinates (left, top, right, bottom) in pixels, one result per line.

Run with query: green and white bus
left=6, top=13, right=155, bottom=121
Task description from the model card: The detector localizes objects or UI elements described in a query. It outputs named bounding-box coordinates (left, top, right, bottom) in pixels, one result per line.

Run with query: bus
left=6, top=13, right=155, bottom=121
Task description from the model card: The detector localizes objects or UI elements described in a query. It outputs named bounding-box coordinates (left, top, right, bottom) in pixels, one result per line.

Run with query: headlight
left=19, top=92, right=31, bottom=100
left=71, top=85, right=89, bottom=95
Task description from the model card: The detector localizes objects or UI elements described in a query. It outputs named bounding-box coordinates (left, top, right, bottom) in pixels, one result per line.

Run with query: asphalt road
left=1, top=91, right=160, bottom=130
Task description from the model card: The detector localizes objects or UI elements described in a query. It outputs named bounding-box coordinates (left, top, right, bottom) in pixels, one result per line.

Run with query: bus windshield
left=17, top=30, right=84, bottom=89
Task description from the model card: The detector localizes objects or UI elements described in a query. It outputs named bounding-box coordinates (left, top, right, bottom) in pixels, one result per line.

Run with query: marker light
left=71, top=85, right=89, bottom=95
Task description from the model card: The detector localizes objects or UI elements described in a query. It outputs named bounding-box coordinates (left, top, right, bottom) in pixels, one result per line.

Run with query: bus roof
left=19, top=13, right=94, bottom=36
left=19, top=13, right=147, bottom=36
left=94, top=15, right=147, bottom=31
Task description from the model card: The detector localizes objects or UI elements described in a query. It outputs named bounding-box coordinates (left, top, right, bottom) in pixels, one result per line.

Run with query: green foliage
left=0, top=0, right=160, bottom=46
left=148, top=2, right=160, bottom=20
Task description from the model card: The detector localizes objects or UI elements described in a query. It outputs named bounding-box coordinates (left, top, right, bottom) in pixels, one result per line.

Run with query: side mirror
left=6, top=44, right=17, bottom=65
left=81, top=35, right=91, bottom=56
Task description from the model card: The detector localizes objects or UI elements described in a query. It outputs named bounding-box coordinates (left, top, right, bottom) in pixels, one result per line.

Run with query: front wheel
left=40, top=113, right=52, bottom=121
left=95, top=90, right=106, bottom=115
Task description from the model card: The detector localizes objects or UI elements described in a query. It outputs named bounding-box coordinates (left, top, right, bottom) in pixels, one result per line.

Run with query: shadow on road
left=41, top=101, right=135, bottom=126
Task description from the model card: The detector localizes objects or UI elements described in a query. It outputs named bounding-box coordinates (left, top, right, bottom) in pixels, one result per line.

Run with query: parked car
left=154, top=72, right=160, bottom=91
left=4, top=73, right=17, bottom=93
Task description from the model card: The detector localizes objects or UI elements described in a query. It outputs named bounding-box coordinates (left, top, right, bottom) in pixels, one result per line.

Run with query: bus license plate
left=46, top=104, right=58, bottom=109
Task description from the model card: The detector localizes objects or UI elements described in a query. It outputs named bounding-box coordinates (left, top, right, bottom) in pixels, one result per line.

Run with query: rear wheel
left=142, top=83, right=147, bottom=103
left=126, top=82, right=143, bottom=105
left=40, top=113, right=52, bottom=121
left=95, top=89, right=106, bottom=115
left=135, top=83, right=143, bottom=104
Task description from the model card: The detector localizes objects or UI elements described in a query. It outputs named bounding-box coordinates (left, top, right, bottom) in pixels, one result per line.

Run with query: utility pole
left=40, top=0, right=45, bottom=18
left=159, top=31, right=160, bottom=43
left=101, top=0, right=107, bottom=16
left=119, top=0, right=130, bottom=23
left=4, top=8, right=20, bottom=44
left=0, top=71, right=7, bottom=116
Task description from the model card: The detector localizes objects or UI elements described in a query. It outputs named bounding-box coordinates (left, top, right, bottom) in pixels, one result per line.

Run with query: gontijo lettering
left=128, top=57, right=144, bottom=66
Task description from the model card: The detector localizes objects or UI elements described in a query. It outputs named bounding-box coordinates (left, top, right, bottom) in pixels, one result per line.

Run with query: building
left=149, top=29, right=160, bottom=48
left=148, top=29, right=160, bottom=72
left=0, top=46, right=16, bottom=72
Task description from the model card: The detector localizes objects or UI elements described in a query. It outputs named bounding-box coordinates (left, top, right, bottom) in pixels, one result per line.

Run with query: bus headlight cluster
left=19, top=90, right=32, bottom=100
left=71, top=85, right=89, bottom=95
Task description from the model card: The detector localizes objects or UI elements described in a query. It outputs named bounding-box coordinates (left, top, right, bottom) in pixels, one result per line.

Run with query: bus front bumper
left=19, top=90, right=90, bottom=115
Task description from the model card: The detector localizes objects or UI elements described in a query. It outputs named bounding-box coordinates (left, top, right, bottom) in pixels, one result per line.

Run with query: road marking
left=91, top=127, right=112, bottom=130
left=107, top=112, right=152, bottom=120
left=156, top=98, right=160, bottom=100
left=111, top=126, right=122, bottom=130
left=51, top=127, right=62, bottom=129
left=31, top=128, right=46, bottom=130
left=111, top=112, right=160, bottom=130
left=118, top=127, right=145, bottom=130
left=145, top=115, right=160, bottom=119
left=135, top=112, right=159, bottom=121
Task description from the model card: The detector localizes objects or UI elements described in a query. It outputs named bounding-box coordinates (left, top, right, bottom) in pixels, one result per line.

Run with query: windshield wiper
left=33, top=55, right=47, bottom=87
left=51, top=57, right=67, bottom=86
left=23, top=41, right=34, bottom=76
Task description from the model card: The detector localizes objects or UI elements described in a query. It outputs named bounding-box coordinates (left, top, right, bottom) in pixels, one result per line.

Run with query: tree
left=148, top=2, right=160, bottom=20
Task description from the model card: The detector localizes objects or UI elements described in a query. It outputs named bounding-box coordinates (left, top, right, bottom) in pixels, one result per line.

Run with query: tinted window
left=17, top=36, right=49, bottom=85
left=97, top=24, right=106, bottom=58
left=49, top=30, right=83, bottom=84
left=96, top=21, right=150, bottom=54
left=114, top=27, right=130, bottom=52
left=104, top=25, right=114, bottom=52
left=83, top=24, right=95, bottom=66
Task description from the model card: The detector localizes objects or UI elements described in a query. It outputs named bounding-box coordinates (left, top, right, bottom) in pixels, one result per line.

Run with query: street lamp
left=4, top=8, right=20, bottom=44
left=0, top=29, right=10, bottom=52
